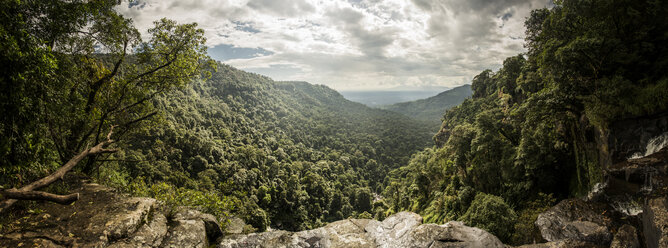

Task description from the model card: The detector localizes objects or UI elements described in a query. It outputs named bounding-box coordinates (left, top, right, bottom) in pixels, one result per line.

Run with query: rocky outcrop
left=535, top=199, right=613, bottom=246
left=642, top=197, right=668, bottom=248
left=225, top=217, right=246, bottom=235
left=516, top=239, right=605, bottom=248
left=218, top=211, right=504, bottom=248
left=0, top=183, right=506, bottom=248
left=0, top=183, right=223, bottom=248
left=607, top=112, right=668, bottom=164
left=610, top=224, right=640, bottom=248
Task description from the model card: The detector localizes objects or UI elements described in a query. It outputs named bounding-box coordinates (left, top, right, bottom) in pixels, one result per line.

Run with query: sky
left=117, top=0, right=552, bottom=91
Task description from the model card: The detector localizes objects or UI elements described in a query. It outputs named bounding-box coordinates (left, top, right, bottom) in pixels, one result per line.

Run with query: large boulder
left=224, top=217, right=246, bottom=235
left=515, top=239, right=603, bottom=248
left=172, top=208, right=224, bottom=242
left=218, top=218, right=377, bottom=248
left=643, top=196, right=668, bottom=248
left=107, top=212, right=168, bottom=248
left=217, top=211, right=504, bottom=248
left=535, top=199, right=613, bottom=245
left=364, top=211, right=423, bottom=246
left=424, top=221, right=504, bottom=248
left=610, top=224, right=639, bottom=248
left=161, top=217, right=208, bottom=248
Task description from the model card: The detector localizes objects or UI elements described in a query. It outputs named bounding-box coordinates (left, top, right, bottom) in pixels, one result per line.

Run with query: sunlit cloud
left=116, top=0, right=552, bottom=90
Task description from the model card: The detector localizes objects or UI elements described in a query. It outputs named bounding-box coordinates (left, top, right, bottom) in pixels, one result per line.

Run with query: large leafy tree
left=0, top=0, right=210, bottom=212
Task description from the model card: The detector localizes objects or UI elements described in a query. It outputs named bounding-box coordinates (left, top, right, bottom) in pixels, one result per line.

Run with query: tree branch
left=0, top=126, right=118, bottom=213
left=84, top=41, right=127, bottom=113
left=1, top=189, right=79, bottom=205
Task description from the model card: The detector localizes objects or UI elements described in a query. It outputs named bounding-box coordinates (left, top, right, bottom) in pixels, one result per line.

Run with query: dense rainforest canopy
left=0, top=0, right=433, bottom=232
left=113, top=64, right=434, bottom=231
left=1, top=0, right=668, bottom=245
left=382, top=0, right=668, bottom=244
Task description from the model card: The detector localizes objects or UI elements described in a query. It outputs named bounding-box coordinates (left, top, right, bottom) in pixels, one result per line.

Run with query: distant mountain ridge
left=380, top=85, right=472, bottom=125
left=339, top=90, right=446, bottom=107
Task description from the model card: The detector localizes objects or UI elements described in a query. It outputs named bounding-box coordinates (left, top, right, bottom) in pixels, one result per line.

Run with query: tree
left=458, top=192, right=517, bottom=243
left=0, top=0, right=210, bottom=212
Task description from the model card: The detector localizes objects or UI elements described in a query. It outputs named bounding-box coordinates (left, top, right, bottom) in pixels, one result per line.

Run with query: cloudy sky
left=117, top=0, right=552, bottom=91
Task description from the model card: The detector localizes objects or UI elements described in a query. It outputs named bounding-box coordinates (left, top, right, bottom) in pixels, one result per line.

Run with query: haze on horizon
left=117, top=0, right=552, bottom=91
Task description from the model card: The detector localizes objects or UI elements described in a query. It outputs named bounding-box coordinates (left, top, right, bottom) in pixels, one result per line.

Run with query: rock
left=217, top=211, right=504, bottom=248
left=173, top=208, right=224, bottom=242
left=225, top=217, right=246, bottom=234
left=642, top=196, right=668, bottom=248
left=516, top=239, right=602, bottom=248
left=365, top=211, right=422, bottom=246
left=218, top=218, right=376, bottom=248
left=162, top=218, right=208, bottom=248
left=0, top=183, right=224, bottom=248
left=101, top=197, right=157, bottom=241
left=107, top=212, right=168, bottom=248
left=563, top=221, right=612, bottom=245
left=294, top=219, right=376, bottom=248
left=607, top=112, right=668, bottom=163
left=610, top=224, right=639, bottom=248
left=535, top=199, right=613, bottom=245
left=0, top=183, right=506, bottom=248
left=218, top=230, right=294, bottom=248
left=428, top=221, right=504, bottom=248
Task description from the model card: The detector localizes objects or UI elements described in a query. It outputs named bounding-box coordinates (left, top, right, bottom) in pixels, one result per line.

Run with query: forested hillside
left=3, top=0, right=668, bottom=246
left=0, top=0, right=433, bottom=233
left=103, top=63, right=434, bottom=231
left=382, top=0, right=668, bottom=244
left=381, top=85, right=472, bottom=127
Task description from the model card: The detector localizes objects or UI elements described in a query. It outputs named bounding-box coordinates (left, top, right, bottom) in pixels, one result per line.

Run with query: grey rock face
left=225, top=217, right=246, bottom=234
left=101, top=197, right=157, bottom=241
left=535, top=199, right=612, bottom=245
left=172, top=207, right=224, bottom=242
left=364, top=211, right=422, bottom=247
left=610, top=224, right=639, bottom=248
left=515, top=239, right=603, bottom=248
left=162, top=218, right=208, bottom=248
left=0, top=183, right=222, bottom=248
left=108, top=212, right=168, bottom=248
left=643, top=196, right=668, bottom=248
left=218, top=211, right=504, bottom=248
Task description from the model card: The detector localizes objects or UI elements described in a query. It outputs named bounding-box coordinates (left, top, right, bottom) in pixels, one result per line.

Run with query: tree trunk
left=1, top=189, right=79, bottom=205
left=0, top=126, right=117, bottom=213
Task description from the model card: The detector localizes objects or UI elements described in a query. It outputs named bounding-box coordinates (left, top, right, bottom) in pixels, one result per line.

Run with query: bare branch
left=0, top=126, right=118, bottom=213
left=1, top=189, right=79, bottom=205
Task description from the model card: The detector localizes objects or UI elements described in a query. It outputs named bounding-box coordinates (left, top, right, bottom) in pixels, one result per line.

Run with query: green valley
left=2, top=0, right=668, bottom=247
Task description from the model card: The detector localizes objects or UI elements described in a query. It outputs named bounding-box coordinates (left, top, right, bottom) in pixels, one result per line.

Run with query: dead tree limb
left=0, top=126, right=118, bottom=213
left=1, top=189, right=79, bottom=205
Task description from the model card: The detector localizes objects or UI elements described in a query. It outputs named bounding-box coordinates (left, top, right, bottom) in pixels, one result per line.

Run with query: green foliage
left=128, top=178, right=233, bottom=228
left=103, top=63, right=433, bottom=231
left=384, top=0, right=668, bottom=244
left=458, top=193, right=517, bottom=243
left=0, top=0, right=210, bottom=185
left=246, top=208, right=269, bottom=232
left=511, top=193, right=555, bottom=245
left=4, top=0, right=668, bottom=243
left=357, top=211, right=372, bottom=219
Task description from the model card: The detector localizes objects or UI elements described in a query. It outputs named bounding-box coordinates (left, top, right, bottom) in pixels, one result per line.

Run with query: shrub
left=128, top=178, right=235, bottom=229
left=458, top=192, right=517, bottom=243
left=511, top=193, right=555, bottom=245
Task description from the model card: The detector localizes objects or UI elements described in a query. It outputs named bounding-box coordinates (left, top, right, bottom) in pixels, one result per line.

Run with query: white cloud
left=116, top=0, right=551, bottom=91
